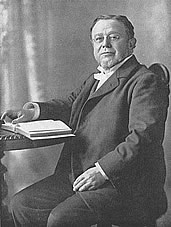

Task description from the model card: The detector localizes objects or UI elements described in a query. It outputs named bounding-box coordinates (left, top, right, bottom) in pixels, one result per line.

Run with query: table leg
left=0, top=146, right=8, bottom=227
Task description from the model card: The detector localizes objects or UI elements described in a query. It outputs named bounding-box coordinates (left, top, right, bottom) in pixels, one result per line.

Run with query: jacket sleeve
left=36, top=80, right=87, bottom=125
left=98, top=72, right=169, bottom=182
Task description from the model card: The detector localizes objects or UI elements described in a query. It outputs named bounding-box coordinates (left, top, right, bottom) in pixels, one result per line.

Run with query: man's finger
left=73, top=178, right=86, bottom=191
left=78, top=182, right=90, bottom=192
left=88, top=185, right=95, bottom=191
left=73, top=174, right=85, bottom=187
left=1, top=112, right=7, bottom=120
left=12, top=115, right=25, bottom=124
left=1, top=110, right=19, bottom=121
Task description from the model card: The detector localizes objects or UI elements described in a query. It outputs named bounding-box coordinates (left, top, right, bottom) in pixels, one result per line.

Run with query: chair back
left=149, top=63, right=170, bottom=86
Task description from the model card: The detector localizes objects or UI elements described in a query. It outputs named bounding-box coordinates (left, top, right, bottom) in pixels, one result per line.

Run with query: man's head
left=90, top=15, right=136, bottom=70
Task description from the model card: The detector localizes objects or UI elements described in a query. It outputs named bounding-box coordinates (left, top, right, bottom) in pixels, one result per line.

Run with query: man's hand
left=1, top=109, right=35, bottom=124
left=73, top=166, right=106, bottom=192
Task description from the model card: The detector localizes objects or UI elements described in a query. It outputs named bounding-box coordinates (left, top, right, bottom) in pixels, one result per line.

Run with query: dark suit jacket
left=37, top=55, right=169, bottom=221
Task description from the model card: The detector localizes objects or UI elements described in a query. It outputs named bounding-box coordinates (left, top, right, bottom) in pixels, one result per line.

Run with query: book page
left=17, top=120, right=71, bottom=132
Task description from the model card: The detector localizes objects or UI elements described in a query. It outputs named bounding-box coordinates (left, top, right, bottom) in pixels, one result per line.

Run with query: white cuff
left=95, top=162, right=109, bottom=180
left=23, top=102, right=40, bottom=120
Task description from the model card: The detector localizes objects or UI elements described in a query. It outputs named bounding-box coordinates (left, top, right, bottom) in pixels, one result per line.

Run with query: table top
left=0, top=129, right=74, bottom=151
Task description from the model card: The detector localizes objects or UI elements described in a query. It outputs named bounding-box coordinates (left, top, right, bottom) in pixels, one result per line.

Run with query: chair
left=149, top=63, right=170, bottom=85
left=95, top=63, right=170, bottom=227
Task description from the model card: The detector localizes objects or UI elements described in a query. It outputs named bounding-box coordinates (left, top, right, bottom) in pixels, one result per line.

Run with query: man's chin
left=100, top=60, right=118, bottom=69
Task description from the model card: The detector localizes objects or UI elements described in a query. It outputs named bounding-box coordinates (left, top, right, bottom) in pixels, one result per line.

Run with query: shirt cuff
left=95, top=162, right=109, bottom=180
left=23, top=102, right=40, bottom=120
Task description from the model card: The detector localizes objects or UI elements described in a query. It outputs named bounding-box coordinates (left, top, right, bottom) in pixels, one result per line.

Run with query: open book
left=1, top=120, right=75, bottom=140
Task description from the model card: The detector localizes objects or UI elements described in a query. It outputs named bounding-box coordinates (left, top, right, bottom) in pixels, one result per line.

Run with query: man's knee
left=10, top=191, right=34, bottom=226
left=47, top=205, right=83, bottom=227
left=47, top=212, right=91, bottom=227
left=10, top=192, right=25, bottom=214
left=47, top=212, right=66, bottom=227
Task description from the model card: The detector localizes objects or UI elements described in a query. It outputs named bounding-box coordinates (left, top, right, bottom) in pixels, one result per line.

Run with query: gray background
left=1, top=0, right=171, bottom=226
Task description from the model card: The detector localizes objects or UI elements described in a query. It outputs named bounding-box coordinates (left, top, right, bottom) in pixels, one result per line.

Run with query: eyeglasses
left=92, top=34, right=120, bottom=44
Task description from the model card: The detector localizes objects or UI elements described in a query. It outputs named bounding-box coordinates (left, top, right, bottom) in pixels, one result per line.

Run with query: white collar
left=94, top=55, right=132, bottom=80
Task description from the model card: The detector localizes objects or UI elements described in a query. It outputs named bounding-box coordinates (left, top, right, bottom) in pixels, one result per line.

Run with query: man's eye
left=95, top=37, right=103, bottom=43
left=109, top=35, right=120, bottom=41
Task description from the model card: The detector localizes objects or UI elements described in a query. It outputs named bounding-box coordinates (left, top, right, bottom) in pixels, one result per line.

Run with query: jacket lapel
left=70, top=55, right=141, bottom=130
left=88, top=55, right=140, bottom=100
left=88, top=71, right=119, bottom=99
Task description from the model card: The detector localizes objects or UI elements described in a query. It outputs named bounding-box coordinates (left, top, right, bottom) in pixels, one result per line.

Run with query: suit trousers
left=10, top=172, right=123, bottom=227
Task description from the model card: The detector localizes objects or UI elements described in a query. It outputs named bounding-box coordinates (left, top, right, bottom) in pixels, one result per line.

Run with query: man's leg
left=11, top=174, right=123, bottom=227
left=47, top=182, right=123, bottom=227
left=10, top=173, right=74, bottom=227
left=47, top=192, right=98, bottom=227
left=10, top=173, right=97, bottom=227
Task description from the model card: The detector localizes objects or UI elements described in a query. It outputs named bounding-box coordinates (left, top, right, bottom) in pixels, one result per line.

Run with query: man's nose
left=102, top=37, right=112, bottom=48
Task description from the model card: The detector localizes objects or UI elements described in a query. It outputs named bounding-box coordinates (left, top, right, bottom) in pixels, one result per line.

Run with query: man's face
left=91, top=19, right=135, bottom=69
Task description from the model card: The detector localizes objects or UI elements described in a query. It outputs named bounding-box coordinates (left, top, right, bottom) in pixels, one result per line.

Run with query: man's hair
left=90, top=15, right=135, bottom=40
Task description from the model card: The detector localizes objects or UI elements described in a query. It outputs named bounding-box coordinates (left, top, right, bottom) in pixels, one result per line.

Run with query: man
left=1, top=15, right=169, bottom=227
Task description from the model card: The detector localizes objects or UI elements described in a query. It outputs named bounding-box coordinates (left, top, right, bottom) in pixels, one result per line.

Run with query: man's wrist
left=95, top=162, right=109, bottom=180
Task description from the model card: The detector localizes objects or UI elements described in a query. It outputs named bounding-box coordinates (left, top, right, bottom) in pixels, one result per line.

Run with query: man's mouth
left=101, top=52, right=114, bottom=56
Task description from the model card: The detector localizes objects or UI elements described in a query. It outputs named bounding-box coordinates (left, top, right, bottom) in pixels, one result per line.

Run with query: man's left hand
left=73, top=166, right=106, bottom=192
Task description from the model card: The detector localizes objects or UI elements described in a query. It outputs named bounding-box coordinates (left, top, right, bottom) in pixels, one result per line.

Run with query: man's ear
left=128, top=38, right=136, bottom=50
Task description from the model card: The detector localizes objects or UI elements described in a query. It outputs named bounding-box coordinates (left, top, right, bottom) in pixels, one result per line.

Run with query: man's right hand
left=1, top=109, right=35, bottom=124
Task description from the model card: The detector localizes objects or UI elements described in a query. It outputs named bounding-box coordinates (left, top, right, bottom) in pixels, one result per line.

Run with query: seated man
left=2, top=14, right=169, bottom=227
